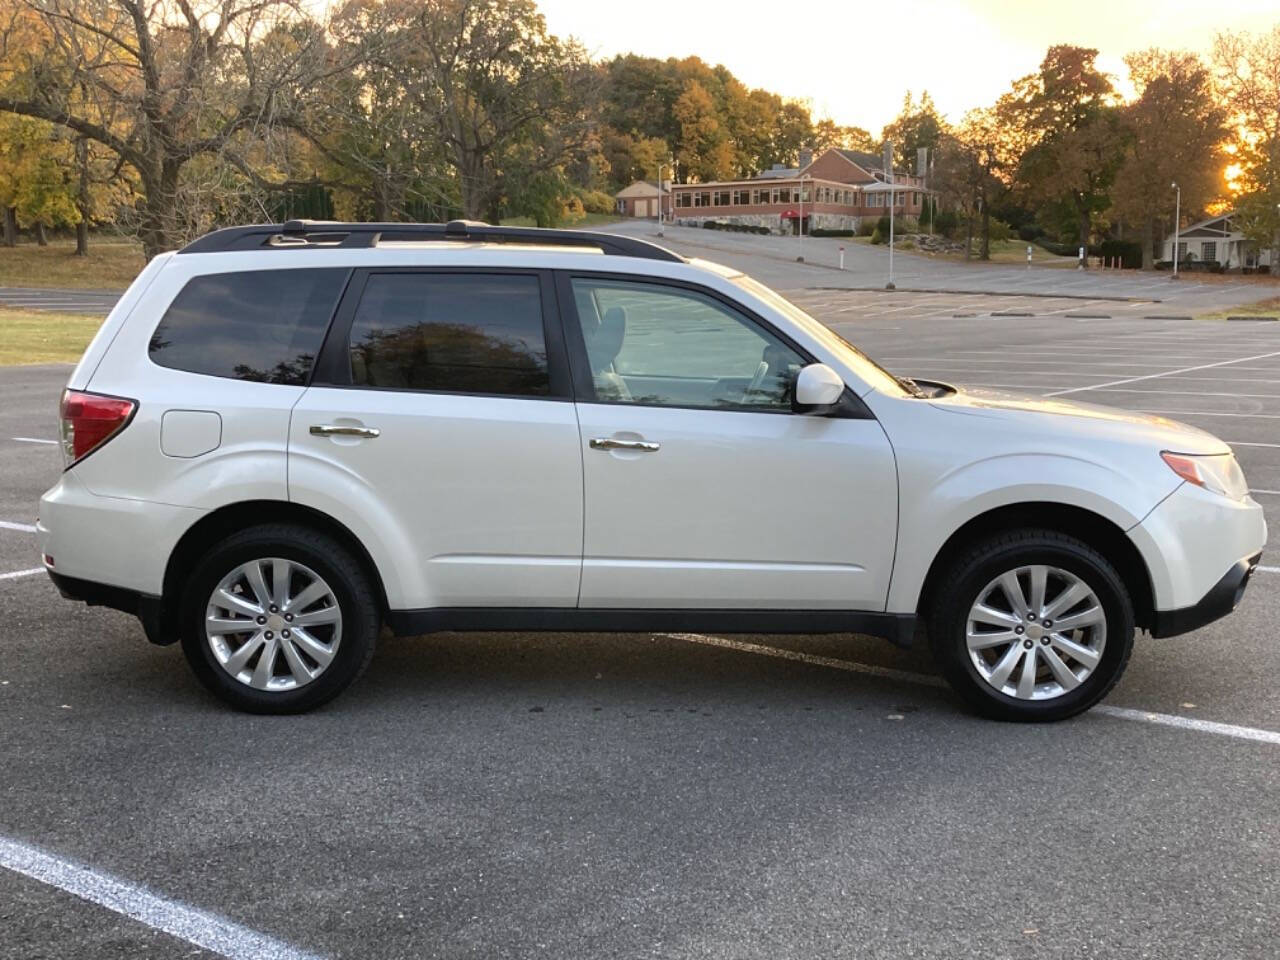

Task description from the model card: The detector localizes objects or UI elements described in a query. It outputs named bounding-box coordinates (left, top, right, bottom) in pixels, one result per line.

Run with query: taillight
left=59, top=389, right=136, bottom=468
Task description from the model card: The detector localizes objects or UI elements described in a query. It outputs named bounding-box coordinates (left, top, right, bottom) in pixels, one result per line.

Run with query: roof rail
left=177, top=219, right=684, bottom=262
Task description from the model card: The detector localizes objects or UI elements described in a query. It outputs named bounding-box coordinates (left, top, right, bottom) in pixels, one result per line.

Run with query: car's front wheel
left=179, top=524, right=379, bottom=713
left=927, top=529, right=1135, bottom=721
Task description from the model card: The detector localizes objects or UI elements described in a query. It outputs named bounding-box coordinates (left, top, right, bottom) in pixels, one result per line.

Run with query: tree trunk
left=1141, top=217, right=1155, bottom=271
left=964, top=204, right=974, bottom=261
left=75, top=137, right=90, bottom=257
left=2, top=207, right=15, bottom=247
left=34, top=222, right=47, bottom=246
left=1078, top=206, right=1090, bottom=269
left=979, top=196, right=991, bottom=261
left=137, top=164, right=182, bottom=259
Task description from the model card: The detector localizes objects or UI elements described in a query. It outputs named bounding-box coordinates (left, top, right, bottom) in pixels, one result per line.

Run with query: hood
left=924, top=385, right=1231, bottom=455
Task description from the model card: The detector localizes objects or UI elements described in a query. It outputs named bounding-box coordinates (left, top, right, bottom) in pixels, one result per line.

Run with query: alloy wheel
left=965, top=564, right=1107, bottom=701
left=204, top=557, right=342, bottom=691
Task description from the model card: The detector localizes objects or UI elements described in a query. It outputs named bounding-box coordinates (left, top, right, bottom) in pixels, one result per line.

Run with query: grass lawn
left=0, top=239, right=145, bottom=291
left=1195, top=295, right=1280, bottom=321
left=0, top=307, right=103, bottom=365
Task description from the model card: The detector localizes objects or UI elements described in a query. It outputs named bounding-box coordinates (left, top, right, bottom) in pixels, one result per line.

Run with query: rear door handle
left=589, top=437, right=659, bottom=452
left=310, top=424, right=381, bottom=438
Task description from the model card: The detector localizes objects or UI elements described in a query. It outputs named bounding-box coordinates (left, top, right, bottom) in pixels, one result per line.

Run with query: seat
left=585, top=306, right=631, bottom=401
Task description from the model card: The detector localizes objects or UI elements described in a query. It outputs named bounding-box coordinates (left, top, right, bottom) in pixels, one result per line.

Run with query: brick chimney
left=798, top=148, right=813, bottom=170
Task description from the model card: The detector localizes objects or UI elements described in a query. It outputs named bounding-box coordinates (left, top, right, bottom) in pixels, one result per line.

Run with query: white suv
left=39, top=220, right=1266, bottom=720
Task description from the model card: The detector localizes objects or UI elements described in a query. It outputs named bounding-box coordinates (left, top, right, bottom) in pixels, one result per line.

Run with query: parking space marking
left=0, top=521, right=37, bottom=532
left=1230, top=441, right=1280, bottom=448
left=1044, top=350, right=1280, bottom=397
left=0, top=567, right=44, bottom=580
left=0, top=836, right=324, bottom=960
left=1260, top=566, right=1280, bottom=574
left=661, top=632, right=1280, bottom=745
left=1091, top=706, right=1280, bottom=745
left=12, top=437, right=57, bottom=445
left=1251, top=489, right=1280, bottom=496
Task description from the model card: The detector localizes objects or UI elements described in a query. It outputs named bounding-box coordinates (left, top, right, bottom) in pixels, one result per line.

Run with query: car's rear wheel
left=179, top=524, right=379, bottom=713
left=927, top=529, right=1135, bottom=721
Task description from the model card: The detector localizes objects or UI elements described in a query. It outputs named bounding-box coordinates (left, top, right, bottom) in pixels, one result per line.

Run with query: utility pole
left=1171, top=182, right=1181, bottom=279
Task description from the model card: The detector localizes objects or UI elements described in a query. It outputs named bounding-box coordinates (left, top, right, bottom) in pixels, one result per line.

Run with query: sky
left=535, top=0, right=1280, bottom=133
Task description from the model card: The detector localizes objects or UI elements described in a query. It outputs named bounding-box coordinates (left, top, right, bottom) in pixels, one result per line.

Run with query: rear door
left=289, top=268, right=583, bottom=610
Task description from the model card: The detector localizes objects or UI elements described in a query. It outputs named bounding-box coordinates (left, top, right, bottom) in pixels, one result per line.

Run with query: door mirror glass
left=793, top=363, right=844, bottom=412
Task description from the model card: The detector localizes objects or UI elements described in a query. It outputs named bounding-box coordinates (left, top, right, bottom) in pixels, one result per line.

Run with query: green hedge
left=810, top=228, right=854, bottom=237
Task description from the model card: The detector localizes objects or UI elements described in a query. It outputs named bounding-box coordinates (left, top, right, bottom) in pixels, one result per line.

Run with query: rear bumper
left=46, top=569, right=172, bottom=644
left=1149, top=552, right=1261, bottom=638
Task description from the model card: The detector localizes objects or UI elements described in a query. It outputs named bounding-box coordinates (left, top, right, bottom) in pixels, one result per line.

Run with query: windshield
left=729, top=275, right=911, bottom=397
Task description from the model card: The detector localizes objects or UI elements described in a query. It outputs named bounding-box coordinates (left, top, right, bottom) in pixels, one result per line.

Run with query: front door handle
left=310, top=424, right=381, bottom=439
left=589, top=437, right=660, bottom=452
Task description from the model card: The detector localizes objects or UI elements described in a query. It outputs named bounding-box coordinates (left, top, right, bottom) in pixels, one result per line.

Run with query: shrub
left=577, top=189, right=616, bottom=215
left=811, top=228, right=854, bottom=237
left=900, top=239, right=915, bottom=250
left=870, top=227, right=884, bottom=245
left=1018, top=223, right=1044, bottom=241
left=933, top=210, right=958, bottom=237
left=702, top=220, right=720, bottom=229
left=1098, top=238, right=1143, bottom=269
left=876, top=215, right=892, bottom=235
left=856, top=219, right=877, bottom=237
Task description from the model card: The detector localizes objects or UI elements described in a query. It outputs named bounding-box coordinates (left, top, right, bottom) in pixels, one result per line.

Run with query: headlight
left=1161, top=451, right=1249, bottom=500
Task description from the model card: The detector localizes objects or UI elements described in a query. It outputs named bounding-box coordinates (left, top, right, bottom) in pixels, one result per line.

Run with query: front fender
left=885, top=452, right=1178, bottom=613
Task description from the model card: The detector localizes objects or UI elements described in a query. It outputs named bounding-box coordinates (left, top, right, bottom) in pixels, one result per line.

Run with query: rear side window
left=149, top=269, right=347, bottom=385
left=346, top=273, right=549, bottom=396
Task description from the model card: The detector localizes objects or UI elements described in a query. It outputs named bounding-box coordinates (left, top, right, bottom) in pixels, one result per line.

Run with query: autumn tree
left=881, top=90, right=946, bottom=163
left=1213, top=26, right=1280, bottom=265
left=1008, top=46, right=1126, bottom=264
left=1109, top=50, right=1228, bottom=268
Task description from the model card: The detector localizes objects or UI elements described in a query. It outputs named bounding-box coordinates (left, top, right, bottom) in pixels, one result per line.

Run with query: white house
left=1161, top=212, right=1273, bottom=271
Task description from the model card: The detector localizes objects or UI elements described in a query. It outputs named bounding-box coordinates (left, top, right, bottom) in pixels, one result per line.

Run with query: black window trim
left=310, top=266, right=573, bottom=401
left=553, top=270, right=872, bottom=418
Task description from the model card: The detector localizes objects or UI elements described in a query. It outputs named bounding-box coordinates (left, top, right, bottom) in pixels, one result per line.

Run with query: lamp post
left=1171, top=182, right=1181, bottom=280
left=797, top=175, right=806, bottom=262
left=657, top=160, right=672, bottom=235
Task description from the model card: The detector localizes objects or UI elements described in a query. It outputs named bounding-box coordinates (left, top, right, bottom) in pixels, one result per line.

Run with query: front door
left=290, top=269, right=582, bottom=609
left=561, top=274, right=898, bottom=611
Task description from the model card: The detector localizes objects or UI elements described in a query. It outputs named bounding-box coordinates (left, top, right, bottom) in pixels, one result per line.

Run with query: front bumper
left=1150, top=552, right=1262, bottom=638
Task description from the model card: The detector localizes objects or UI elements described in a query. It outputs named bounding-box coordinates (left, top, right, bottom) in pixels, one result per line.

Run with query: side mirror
left=793, top=363, right=845, bottom=414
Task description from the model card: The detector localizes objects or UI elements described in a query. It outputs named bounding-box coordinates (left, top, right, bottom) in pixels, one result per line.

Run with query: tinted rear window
left=149, top=269, right=347, bottom=384
left=345, top=273, right=549, bottom=396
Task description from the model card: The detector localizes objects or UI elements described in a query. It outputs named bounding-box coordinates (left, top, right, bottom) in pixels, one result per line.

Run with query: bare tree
left=0, top=0, right=336, bottom=257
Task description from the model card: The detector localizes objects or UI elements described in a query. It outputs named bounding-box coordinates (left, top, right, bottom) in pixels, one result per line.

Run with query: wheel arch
left=155, top=500, right=389, bottom=644
left=915, top=502, right=1156, bottom=633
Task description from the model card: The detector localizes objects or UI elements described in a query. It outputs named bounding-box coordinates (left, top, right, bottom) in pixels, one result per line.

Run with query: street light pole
left=657, top=160, right=670, bottom=236
left=1171, top=182, right=1181, bottom=280
left=797, top=175, right=805, bottom=262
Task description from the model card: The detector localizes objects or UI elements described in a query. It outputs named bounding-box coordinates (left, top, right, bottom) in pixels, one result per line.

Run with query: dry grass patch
left=1196, top=296, right=1280, bottom=321
left=0, top=239, right=145, bottom=290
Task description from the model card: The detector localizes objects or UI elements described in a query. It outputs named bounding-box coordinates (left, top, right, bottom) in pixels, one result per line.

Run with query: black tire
left=927, top=529, right=1135, bottom=722
left=179, top=524, right=379, bottom=714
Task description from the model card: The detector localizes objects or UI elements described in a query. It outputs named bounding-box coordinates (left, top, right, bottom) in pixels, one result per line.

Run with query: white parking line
left=12, top=437, right=57, bottom=445
left=1229, top=441, right=1280, bottom=448
left=0, top=836, right=324, bottom=960
left=1250, top=489, right=1280, bottom=496
left=0, top=568, right=44, bottom=580
left=660, top=632, right=1280, bottom=745
left=0, top=521, right=37, bottom=532
left=1045, top=350, right=1280, bottom=397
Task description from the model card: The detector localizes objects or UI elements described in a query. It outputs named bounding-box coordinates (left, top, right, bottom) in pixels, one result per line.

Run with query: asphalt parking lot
left=2, top=273, right=1280, bottom=957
